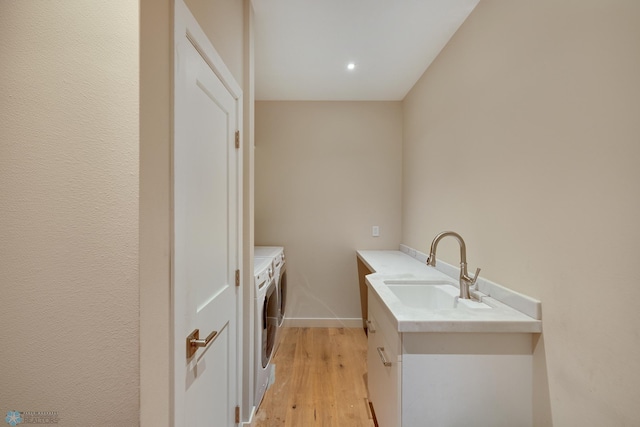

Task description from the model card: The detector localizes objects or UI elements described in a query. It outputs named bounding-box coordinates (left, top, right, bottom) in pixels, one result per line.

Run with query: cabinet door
left=367, top=292, right=400, bottom=427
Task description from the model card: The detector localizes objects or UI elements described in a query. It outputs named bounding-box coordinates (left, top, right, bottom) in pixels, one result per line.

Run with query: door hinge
left=235, top=130, right=240, bottom=149
left=235, top=269, right=240, bottom=287
left=235, top=405, right=240, bottom=424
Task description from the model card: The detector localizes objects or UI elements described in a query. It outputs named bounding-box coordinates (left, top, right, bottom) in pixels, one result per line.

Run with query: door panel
left=174, top=1, right=241, bottom=425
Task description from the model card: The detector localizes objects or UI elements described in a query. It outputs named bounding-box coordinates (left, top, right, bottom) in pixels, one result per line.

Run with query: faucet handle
left=471, top=267, right=481, bottom=285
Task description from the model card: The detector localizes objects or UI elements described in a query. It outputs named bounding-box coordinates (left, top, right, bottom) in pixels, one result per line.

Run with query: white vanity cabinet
left=367, top=289, right=534, bottom=427
left=359, top=249, right=541, bottom=426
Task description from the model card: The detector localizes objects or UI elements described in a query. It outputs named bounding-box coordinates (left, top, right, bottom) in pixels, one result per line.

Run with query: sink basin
left=384, top=280, right=491, bottom=310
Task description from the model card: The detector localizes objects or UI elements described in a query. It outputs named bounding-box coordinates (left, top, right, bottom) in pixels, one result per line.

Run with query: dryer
left=253, top=256, right=278, bottom=408
left=255, top=246, right=287, bottom=328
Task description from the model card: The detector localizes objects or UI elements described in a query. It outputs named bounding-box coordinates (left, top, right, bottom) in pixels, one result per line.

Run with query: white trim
left=283, top=317, right=364, bottom=328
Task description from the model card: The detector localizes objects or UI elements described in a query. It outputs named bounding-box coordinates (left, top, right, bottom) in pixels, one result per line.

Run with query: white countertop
left=358, top=250, right=542, bottom=333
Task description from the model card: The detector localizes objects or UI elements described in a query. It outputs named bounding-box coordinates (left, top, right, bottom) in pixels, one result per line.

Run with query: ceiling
left=252, top=0, right=480, bottom=101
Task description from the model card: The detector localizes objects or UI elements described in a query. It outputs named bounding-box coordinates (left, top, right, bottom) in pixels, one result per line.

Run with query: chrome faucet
left=426, top=231, right=481, bottom=299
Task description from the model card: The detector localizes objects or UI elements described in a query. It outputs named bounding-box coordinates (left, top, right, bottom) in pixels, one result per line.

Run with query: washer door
left=262, top=280, right=278, bottom=368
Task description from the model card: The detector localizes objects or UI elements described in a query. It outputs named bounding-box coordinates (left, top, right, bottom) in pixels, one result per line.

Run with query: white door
left=174, top=1, right=242, bottom=426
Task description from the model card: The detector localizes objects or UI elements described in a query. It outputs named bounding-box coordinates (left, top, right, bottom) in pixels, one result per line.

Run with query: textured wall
left=0, top=2, right=139, bottom=426
left=255, top=101, right=402, bottom=324
left=402, top=1, right=640, bottom=425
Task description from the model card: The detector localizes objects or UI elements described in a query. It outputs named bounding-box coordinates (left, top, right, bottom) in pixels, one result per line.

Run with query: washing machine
left=255, top=246, right=286, bottom=329
left=253, top=256, right=278, bottom=408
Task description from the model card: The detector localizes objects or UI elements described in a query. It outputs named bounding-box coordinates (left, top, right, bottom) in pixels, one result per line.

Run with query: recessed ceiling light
left=347, top=62, right=356, bottom=71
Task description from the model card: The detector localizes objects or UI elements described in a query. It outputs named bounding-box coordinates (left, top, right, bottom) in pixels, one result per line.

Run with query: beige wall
left=402, top=1, right=640, bottom=425
left=140, top=1, right=172, bottom=425
left=0, top=1, right=139, bottom=426
left=255, top=101, right=402, bottom=323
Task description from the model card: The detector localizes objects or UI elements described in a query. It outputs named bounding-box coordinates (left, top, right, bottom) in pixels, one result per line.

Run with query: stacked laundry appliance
left=253, top=246, right=286, bottom=408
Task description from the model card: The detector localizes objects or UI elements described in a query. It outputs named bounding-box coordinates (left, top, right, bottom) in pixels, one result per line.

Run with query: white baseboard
left=283, top=317, right=364, bottom=328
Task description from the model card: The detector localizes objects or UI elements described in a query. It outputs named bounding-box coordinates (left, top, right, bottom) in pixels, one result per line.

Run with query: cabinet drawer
left=367, top=290, right=400, bottom=355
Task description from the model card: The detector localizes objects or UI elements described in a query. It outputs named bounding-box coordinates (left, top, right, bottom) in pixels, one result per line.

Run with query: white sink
left=385, top=280, right=491, bottom=310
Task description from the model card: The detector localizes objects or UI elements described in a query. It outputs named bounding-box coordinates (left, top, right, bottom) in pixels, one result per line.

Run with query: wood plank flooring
left=251, top=327, right=375, bottom=427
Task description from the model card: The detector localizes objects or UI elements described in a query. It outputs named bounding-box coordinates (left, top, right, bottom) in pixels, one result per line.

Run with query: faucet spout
left=426, top=231, right=467, bottom=267
left=426, top=231, right=481, bottom=299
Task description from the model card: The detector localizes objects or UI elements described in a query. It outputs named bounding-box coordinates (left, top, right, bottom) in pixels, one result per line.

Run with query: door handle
left=186, top=328, right=218, bottom=359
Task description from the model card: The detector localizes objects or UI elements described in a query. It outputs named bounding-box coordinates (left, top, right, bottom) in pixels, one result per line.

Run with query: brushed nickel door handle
left=186, top=328, right=218, bottom=359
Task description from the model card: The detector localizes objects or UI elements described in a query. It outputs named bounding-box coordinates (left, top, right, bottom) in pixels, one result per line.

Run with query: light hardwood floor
left=251, top=327, right=375, bottom=427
